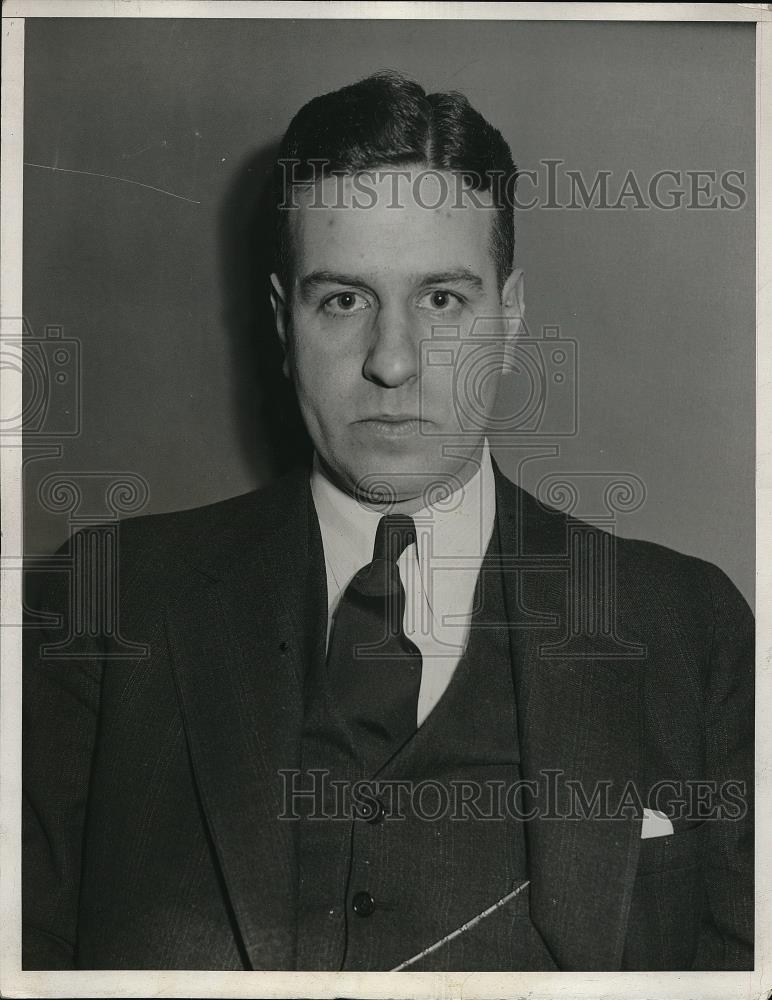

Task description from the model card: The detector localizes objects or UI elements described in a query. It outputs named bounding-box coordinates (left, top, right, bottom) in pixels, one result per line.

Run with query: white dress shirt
left=310, top=441, right=496, bottom=727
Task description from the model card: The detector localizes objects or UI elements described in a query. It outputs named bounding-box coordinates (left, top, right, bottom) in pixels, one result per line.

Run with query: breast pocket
left=636, top=821, right=708, bottom=876
left=624, top=822, right=709, bottom=969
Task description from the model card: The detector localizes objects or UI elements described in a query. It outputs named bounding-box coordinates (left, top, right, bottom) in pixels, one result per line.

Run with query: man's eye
left=418, top=290, right=463, bottom=311
left=323, top=291, right=370, bottom=314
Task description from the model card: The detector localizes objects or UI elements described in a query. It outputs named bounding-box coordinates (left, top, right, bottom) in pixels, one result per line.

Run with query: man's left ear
left=501, top=267, right=525, bottom=329
left=500, top=268, right=525, bottom=371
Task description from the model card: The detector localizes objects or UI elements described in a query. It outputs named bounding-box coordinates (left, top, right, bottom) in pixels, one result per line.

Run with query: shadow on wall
left=218, top=143, right=312, bottom=481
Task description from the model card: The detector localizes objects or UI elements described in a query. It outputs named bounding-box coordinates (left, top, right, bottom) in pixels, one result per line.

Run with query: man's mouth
left=357, top=415, right=427, bottom=437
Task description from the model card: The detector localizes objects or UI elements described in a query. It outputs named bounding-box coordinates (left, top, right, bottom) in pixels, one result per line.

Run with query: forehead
left=287, top=169, right=497, bottom=282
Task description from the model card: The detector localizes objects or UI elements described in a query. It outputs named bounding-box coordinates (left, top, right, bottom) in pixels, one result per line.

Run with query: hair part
left=273, top=71, right=518, bottom=291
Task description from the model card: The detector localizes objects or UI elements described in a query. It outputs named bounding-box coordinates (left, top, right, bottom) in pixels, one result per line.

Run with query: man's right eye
left=322, top=291, right=370, bottom=315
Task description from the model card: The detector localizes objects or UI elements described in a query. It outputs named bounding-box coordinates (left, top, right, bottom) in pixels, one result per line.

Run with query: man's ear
left=501, top=267, right=525, bottom=328
left=269, top=272, right=291, bottom=379
left=500, top=268, right=525, bottom=373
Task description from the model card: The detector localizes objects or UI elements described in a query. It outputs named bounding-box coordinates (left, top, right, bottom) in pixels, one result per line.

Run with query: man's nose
left=362, top=306, right=419, bottom=388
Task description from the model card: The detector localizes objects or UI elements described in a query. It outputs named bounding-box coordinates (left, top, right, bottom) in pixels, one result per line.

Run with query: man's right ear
left=269, top=273, right=291, bottom=379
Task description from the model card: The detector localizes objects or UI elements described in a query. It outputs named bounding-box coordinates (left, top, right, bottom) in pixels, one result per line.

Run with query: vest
left=295, top=517, right=557, bottom=971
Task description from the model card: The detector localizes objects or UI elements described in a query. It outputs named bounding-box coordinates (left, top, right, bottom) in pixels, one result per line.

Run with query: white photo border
left=1, top=3, right=768, bottom=999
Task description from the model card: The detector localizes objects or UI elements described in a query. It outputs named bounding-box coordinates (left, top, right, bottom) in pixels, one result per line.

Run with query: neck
left=315, top=442, right=489, bottom=516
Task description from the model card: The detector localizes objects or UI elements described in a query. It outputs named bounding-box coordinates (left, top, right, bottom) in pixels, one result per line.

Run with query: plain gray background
left=22, top=17, right=755, bottom=604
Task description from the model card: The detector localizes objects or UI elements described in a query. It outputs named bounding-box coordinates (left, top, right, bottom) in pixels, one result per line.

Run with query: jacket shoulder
left=88, top=467, right=311, bottom=594
left=499, top=469, right=750, bottom=619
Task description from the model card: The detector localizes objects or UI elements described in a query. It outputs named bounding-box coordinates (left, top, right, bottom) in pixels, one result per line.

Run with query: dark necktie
left=326, top=514, right=422, bottom=772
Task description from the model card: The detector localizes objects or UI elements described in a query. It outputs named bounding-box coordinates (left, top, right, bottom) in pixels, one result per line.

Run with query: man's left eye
left=418, top=290, right=462, bottom=311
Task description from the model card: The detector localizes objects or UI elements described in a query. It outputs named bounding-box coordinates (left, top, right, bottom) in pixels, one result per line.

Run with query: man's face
left=271, top=168, right=523, bottom=508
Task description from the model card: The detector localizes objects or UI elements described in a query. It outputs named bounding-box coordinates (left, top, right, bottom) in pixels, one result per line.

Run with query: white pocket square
left=641, top=807, right=674, bottom=839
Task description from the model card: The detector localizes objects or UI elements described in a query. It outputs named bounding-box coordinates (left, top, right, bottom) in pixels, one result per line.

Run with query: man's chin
left=342, top=451, right=475, bottom=510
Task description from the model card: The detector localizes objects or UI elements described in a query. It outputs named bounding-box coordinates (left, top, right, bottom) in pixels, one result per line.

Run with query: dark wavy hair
left=273, top=71, right=518, bottom=290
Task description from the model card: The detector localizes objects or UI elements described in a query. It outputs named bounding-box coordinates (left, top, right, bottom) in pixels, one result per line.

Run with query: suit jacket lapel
left=166, top=468, right=326, bottom=970
left=494, top=463, right=645, bottom=970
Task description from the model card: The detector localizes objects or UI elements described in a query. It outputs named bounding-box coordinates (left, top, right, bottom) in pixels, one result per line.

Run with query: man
left=23, top=72, right=753, bottom=972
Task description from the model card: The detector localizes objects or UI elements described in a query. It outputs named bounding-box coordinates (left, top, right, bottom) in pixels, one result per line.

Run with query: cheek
left=291, top=320, right=341, bottom=372
left=419, top=338, right=504, bottom=428
left=289, top=326, right=361, bottom=415
left=421, top=360, right=456, bottom=406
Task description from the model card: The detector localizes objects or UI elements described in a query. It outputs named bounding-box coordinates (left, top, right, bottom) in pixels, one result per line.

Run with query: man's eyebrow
left=298, top=268, right=486, bottom=294
left=418, top=269, right=485, bottom=291
left=299, top=270, right=371, bottom=293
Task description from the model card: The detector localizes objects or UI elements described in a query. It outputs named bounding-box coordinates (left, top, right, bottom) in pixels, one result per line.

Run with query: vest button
left=359, top=797, right=385, bottom=824
left=352, top=891, right=376, bottom=917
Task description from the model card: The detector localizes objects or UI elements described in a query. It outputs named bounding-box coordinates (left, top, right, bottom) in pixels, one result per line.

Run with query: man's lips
left=358, top=414, right=425, bottom=423
left=355, top=415, right=429, bottom=437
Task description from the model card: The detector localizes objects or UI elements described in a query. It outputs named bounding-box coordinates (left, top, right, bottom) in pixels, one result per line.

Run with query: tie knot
left=372, top=514, right=416, bottom=564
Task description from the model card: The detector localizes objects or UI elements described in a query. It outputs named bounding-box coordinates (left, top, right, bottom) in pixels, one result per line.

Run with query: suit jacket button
left=352, top=891, right=375, bottom=917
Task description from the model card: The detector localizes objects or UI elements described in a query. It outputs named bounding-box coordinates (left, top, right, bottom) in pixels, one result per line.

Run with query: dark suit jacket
left=23, top=462, right=754, bottom=971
